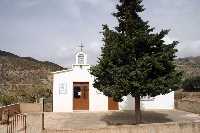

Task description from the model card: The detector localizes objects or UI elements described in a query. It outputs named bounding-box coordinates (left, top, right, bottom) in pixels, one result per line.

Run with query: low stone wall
left=175, top=100, right=200, bottom=114
left=175, top=92, right=200, bottom=100
left=175, top=91, right=200, bottom=114
left=43, top=122, right=200, bottom=133
left=20, top=103, right=42, bottom=113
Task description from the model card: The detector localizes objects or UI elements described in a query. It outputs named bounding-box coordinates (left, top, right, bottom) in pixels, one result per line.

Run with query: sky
left=0, top=0, right=200, bottom=67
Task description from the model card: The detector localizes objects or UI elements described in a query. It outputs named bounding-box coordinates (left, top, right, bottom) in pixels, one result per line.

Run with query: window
left=74, top=86, right=81, bottom=98
left=78, top=53, right=84, bottom=64
left=59, top=83, right=67, bottom=95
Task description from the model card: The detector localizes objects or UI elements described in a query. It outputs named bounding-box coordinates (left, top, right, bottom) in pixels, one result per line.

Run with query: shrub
left=182, top=76, right=200, bottom=92
left=0, top=95, right=17, bottom=106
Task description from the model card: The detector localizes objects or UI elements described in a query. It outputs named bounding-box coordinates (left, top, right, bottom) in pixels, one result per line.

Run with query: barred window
left=59, top=83, right=67, bottom=95
left=78, top=53, right=84, bottom=64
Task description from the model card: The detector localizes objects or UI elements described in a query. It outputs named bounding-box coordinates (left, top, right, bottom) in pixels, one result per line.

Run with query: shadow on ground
left=101, top=111, right=173, bottom=125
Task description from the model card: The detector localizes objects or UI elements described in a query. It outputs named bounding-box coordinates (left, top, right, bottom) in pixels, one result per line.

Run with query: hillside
left=0, top=50, right=64, bottom=84
left=0, top=50, right=64, bottom=105
left=177, top=56, right=200, bottom=78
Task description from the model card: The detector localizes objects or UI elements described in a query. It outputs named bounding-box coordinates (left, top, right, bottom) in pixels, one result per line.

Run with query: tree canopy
left=182, top=76, right=200, bottom=92
left=90, top=0, right=182, bottom=123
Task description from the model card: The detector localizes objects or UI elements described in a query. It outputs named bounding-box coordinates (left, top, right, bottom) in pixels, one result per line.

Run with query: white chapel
left=52, top=48, right=174, bottom=112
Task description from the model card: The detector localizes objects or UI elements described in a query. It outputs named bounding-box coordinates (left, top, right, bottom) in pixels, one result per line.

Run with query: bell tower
left=73, top=43, right=89, bottom=69
left=75, top=43, right=87, bottom=65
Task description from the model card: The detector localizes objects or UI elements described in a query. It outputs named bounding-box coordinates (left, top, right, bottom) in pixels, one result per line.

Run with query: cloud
left=0, top=0, right=199, bottom=67
left=177, top=40, right=200, bottom=58
left=17, top=0, right=41, bottom=8
left=163, top=36, right=178, bottom=44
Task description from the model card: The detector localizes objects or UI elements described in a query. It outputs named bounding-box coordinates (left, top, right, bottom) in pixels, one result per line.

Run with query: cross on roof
left=79, top=42, right=84, bottom=52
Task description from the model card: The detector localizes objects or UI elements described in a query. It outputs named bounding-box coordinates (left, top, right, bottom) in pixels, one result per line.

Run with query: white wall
left=119, top=92, right=174, bottom=110
left=89, top=84, right=108, bottom=111
left=53, top=72, right=73, bottom=112
left=141, top=92, right=174, bottom=110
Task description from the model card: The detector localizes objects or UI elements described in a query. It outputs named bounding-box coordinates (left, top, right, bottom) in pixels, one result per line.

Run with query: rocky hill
left=0, top=50, right=63, bottom=85
left=0, top=50, right=64, bottom=105
left=177, top=56, right=200, bottom=78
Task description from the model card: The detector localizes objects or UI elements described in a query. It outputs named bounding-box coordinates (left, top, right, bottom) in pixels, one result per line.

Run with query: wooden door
left=73, top=82, right=89, bottom=110
left=108, top=97, right=119, bottom=110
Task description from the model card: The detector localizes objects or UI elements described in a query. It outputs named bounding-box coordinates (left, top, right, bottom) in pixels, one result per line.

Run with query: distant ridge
left=0, top=50, right=19, bottom=58
left=0, top=50, right=64, bottom=85
left=177, top=56, right=200, bottom=65
left=0, top=50, right=66, bottom=105
left=177, top=56, right=200, bottom=78
left=0, top=50, right=64, bottom=72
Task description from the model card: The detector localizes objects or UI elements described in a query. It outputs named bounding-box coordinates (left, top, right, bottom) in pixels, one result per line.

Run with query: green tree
left=182, top=76, right=200, bottom=92
left=90, top=0, right=182, bottom=123
left=16, top=85, right=52, bottom=103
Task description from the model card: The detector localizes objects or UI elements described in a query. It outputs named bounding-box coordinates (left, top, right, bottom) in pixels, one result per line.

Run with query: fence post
left=41, top=97, right=45, bottom=131
left=24, top=115, right=27, bottom=133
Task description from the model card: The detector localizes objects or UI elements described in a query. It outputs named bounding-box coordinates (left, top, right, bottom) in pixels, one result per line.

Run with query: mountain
left=177, top=56, right=200, bottom=78
left=0, top=50, right=64, bottom=85
left=0, top=50, right=65, bottom=105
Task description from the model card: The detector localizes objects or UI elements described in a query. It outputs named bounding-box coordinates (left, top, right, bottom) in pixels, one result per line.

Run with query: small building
left=53, top=49, right=174, bottom=112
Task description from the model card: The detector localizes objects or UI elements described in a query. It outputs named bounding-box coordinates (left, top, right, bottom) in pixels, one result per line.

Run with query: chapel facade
left=52, top=48, right=174, bottom=112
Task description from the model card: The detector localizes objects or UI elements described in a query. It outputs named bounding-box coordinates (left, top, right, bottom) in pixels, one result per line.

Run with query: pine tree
left=90, top=0, right=182, bottom=123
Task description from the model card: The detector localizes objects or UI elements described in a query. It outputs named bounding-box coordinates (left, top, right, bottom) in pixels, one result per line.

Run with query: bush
left=0, top=95, right=17, bottom=106
left=182, top=76, right=200, bottom=92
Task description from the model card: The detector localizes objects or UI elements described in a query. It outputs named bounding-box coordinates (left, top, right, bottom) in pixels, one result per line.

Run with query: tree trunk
left=135, top=95, right=142, bottom=124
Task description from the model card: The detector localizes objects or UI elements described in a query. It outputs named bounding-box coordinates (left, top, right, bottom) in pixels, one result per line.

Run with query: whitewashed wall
left=90, top=86, right=108, bottom=111
left=141, top=91, right=174, bottom=110
left=119, top=92, right=174, bottom=110
left=53, top=71, right=73, bottom=112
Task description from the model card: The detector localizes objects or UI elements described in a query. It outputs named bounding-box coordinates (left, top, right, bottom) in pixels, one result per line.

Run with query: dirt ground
left=43, top=110, right=200, bottom=130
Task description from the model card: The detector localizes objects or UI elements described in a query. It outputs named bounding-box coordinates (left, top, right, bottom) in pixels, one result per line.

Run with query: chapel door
left=108, top=97, right=119, bottom=110
left=73, top=82, right=89, bottom=110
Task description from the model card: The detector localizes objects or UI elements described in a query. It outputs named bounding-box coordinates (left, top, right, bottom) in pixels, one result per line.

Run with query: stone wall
left=175, top=100, right=200, bottom=114
left=175, top=92, right=200, bottom=100
left=175, top=92, right=200, bottom=114
left=43, top=122, right=200, bottom=133
left=20, top=103, right=42, bottom=113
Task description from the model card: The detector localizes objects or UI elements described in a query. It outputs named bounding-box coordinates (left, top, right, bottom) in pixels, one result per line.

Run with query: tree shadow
left=100, top=111, right=174, bottom=125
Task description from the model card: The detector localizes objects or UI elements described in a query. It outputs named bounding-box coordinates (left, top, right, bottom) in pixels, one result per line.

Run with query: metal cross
left=79, top=42, right=84, bottom=51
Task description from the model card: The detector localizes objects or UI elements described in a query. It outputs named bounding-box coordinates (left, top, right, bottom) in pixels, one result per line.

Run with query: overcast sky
left=0, top=0, right=200, bottom=67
